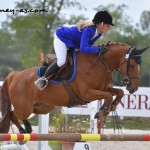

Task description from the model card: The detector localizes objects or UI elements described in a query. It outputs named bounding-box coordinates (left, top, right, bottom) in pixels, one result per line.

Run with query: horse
left=0, top=42, right=149, bottom=134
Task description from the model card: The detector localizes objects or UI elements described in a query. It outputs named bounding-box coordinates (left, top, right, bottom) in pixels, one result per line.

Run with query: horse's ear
left=131, top=46, right=149, bottom=55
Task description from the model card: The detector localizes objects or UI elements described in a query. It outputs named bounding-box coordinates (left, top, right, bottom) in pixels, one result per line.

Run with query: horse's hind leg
left=22, top=120, right=32, bottom=133
left=10, top=111, right=27, bottom=133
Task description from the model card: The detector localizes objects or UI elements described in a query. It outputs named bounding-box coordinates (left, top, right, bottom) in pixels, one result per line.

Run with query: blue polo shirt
left=56, top=25, right=102, bottom=54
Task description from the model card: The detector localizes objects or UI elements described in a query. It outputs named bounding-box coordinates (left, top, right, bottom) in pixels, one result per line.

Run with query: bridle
left=90, top=44, right=141, bottom=88
left=92, top=43, right=148, bottom=90
left=116, top=47, right=141, bottom=87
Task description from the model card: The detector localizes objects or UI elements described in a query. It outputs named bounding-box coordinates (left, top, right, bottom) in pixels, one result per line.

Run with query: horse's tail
left=0, top=71, right=17, bottom=133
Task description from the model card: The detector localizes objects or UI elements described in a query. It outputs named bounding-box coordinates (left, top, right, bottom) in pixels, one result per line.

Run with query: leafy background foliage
left=0, top=0, right=150, bottom=86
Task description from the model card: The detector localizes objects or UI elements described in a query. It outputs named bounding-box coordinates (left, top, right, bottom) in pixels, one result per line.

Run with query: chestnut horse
left=0, top=43, right=149, bottom=134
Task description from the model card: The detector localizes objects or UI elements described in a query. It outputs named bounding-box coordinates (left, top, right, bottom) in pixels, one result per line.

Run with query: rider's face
left=96, top=23, right=111, bottom=34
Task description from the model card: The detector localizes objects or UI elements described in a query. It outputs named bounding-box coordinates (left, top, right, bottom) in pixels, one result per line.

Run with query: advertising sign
left=63, top=87, right=150, bottom=117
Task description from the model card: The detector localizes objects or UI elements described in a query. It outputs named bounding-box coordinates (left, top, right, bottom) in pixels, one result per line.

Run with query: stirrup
left=35, top=77, right=48, bottom=90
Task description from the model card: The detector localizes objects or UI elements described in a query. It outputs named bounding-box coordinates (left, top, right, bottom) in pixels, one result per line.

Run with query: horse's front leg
left=107, top=87, right=124, bottom=111
left=85, top=89, right=113, bottom=116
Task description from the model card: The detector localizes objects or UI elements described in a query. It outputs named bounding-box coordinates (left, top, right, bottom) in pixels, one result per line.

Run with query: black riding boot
left=35, top=60, right=60, bottom=90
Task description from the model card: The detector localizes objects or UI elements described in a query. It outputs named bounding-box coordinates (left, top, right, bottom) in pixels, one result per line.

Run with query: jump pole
left=0, top=134, right=150, bottom=141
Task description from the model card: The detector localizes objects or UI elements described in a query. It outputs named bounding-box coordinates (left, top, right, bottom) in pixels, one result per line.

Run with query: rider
left=35, top=10, right=115, bottom=90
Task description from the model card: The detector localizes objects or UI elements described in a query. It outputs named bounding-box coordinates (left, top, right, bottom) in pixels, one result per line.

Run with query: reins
left=85, top=54, right=101, bottom=74
left=85, top=41, right=111, bottom=75
left=86, top=44, right=140, bottom=87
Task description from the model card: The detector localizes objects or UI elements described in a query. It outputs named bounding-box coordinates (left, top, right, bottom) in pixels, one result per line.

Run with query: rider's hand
left=99, top=44, right=109, bottom=53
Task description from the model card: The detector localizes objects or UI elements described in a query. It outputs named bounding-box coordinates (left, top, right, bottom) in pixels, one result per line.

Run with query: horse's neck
left=103, top=45, right=129, bottom=71
left=77, top=44, right=129, bottom=72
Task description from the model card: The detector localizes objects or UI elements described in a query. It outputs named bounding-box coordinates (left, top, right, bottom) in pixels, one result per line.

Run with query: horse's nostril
left=129, top=88, right=135, bottom=94
left=126, top=85, right=135, bottom=94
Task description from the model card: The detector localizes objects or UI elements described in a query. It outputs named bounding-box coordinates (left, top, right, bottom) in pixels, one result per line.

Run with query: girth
left=62, top=80, right=88, bottom=108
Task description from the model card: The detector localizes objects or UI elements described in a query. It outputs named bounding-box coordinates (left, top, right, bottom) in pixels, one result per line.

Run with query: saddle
left=37, top=50, right=87, bottom=107
left=37, top=50, right=77, bottom=84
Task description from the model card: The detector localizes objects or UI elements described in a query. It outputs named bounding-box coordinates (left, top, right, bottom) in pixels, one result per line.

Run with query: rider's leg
left=35, top=34, right=67, bottom=90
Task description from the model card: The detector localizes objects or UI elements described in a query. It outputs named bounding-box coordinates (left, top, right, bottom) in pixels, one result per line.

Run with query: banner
left=63, top=87, right=150, bottom=117
left=112, top=87, right=150, bottom=117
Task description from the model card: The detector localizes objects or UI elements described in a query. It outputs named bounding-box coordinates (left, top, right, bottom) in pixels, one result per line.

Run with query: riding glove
left=99, top=45, right=109, bottom=53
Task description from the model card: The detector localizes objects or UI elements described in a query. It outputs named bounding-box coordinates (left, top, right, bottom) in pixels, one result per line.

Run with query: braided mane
left=109, top=42, right=128, bottom=46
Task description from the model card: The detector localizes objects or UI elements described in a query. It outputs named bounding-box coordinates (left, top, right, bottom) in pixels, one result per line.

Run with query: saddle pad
left=37, top=50, right=77, bottom=84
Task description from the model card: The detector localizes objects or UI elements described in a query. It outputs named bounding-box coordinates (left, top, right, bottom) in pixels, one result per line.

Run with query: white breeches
left=54, top=34, right=68, bottom=67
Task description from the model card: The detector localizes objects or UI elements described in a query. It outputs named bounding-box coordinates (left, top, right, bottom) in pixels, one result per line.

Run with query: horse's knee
left=117, top=89, right=124, bottom=98
left=110, top=89, right=124, bottom=111
left=101, top=92, right=113, bottom=113
left=105, top=92, right=113, bottom=103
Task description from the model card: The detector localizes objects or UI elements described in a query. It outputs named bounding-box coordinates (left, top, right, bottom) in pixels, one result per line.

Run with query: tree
left=2, top=0, right=86, bottom=69
left=1, top=2, right=150, bottom=86
left=140, top=10, right=150, bottom=33
left=93, top=3, right=150, bottom=86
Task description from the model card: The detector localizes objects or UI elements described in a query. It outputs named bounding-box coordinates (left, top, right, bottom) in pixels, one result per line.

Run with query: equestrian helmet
left=92, top=11, right=115, bottom=26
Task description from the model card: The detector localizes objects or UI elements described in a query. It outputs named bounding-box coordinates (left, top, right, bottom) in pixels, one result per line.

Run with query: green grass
left=48, top=141, right=61, bottom=150
left=26, top=114, right=150, bottom=130
left=102, top=116, right=150, bottom=130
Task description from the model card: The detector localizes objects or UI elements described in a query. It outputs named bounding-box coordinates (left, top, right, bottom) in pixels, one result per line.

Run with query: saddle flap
left=37, top=50, right=77, bottom=83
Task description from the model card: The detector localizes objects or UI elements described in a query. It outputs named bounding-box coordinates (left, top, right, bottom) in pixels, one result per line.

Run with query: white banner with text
left=63, top=87, right=150, bottom=117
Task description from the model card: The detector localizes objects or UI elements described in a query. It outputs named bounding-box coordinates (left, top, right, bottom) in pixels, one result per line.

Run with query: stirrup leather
left=35, top=77, right=48, bottom=90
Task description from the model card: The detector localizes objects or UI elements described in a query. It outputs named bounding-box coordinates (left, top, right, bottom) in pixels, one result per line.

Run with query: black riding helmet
left=92, top=10, right=115, bottom=26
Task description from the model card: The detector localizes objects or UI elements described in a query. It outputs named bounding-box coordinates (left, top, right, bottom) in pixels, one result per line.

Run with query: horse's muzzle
left=126, top=83, right=137, bottom=94
left=128, top=87, right=135, bottom=94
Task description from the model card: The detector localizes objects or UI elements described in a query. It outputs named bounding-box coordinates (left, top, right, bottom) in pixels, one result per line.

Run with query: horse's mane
left=109, top=42, right=129, bottom=46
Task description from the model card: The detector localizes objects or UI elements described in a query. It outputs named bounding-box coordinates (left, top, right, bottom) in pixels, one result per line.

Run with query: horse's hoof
left=102, top=109, right=110, bottom=116
left=100, top=106, right=110, bottom=116
left=94, top=110, right=104, bottom=119
left=19, top=128, right=27, bottom=133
